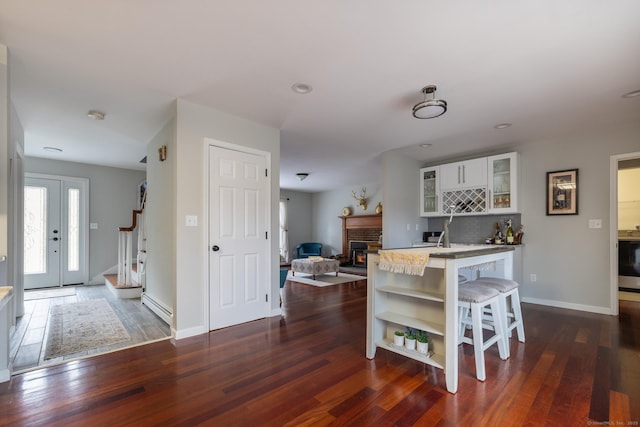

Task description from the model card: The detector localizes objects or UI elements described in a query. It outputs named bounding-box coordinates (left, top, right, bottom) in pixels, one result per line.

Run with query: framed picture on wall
left=546, top=169, right=578, bottom=215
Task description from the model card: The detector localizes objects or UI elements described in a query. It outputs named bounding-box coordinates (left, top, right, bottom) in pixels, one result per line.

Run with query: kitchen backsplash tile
left=428, top=214, right=522, bottom=244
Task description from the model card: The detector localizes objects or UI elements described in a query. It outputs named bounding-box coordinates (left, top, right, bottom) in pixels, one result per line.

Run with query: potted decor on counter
left=404, top=328, right=417, bottom=351
left=393, top=330, right=405, bottom=346
left=416, top=331, right=429, bottom=354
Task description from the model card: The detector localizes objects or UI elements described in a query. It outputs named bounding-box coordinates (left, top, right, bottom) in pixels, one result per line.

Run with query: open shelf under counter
left=376, top=285, right=444, bottom=303
left=375, top=311, right=444, bottom=337
left=377, top=339, right=445, bottom=369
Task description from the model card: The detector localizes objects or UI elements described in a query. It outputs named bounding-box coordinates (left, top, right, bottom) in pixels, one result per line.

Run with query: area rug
left=24, top=287, right=76, bottom=301
left=286, top=272, right=366, bottom=287
left=44, top=299, right=131, bottom=360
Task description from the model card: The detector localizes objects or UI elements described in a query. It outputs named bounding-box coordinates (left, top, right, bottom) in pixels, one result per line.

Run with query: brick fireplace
left=340, top=214, right=382, bottom=266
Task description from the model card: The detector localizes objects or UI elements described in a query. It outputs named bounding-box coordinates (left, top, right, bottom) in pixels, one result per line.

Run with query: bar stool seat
left=473, top=277, right=525, bottom=343
left=458, top=282, right=509, bottom=381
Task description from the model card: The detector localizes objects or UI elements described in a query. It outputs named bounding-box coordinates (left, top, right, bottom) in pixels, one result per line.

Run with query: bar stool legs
left=458, top=284, right=509, bottom=381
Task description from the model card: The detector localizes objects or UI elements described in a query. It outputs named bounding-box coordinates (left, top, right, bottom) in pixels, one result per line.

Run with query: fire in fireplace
left=349, top=241, right=376, bottom=268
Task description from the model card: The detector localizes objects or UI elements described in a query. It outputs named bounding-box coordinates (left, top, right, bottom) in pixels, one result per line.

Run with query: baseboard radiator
left=141, top=293, right=173, bottom=326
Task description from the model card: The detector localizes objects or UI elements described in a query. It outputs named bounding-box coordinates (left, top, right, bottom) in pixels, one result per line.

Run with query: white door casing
left=209, top=145, right=269, bottom=330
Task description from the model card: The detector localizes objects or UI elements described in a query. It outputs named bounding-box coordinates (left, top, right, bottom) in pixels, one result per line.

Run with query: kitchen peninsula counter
left=366, top=245, right=514, bottom=393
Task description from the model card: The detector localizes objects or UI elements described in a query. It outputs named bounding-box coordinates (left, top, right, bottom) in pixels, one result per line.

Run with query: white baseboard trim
left=141, top=293, right=173, bottom=325
left=174, top=325, right=208, bottom=340
left=521, top=296, right=614, bottom=315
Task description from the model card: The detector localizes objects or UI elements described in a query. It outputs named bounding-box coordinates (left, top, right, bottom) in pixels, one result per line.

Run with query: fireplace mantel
left=339, top=214, right=382, bottom=257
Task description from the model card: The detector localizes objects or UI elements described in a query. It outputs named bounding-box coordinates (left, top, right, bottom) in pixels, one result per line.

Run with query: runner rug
left=44, top=299, right=131, bottom=360
left=286, top=272, right=366, bottom=287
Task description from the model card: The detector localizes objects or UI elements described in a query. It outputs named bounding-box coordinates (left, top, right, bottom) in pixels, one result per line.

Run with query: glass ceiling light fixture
left=87, top=110, right=105, bottom=120
left=296, top=173, right=309, bottom=181
left=291, top=83, right=313, bottom=94
left=412, top=85, right=447, bottom=119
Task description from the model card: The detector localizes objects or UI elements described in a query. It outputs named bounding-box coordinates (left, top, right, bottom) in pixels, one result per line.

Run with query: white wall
left=382, top=151, right=429, bottom=249
left=144, top=117, right=176, bottom=317
left=0, top=44, right=7, bottom=286
left=8, top=98, right=24, bottom=316
left=174, top=99, right=280, bottom=338
left=24, top=157, right=146, bottom=283
left=280, top=190, right=312, bottom=261
left=311, top=182, right=382, bottom=256
left=515, top=121, right=640, bottom=313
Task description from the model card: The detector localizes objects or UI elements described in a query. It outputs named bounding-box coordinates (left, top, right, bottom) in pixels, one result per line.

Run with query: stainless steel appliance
left=619, top=230, right=640, bottom=291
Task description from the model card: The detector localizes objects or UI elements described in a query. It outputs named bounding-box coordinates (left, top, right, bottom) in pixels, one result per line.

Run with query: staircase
left=105, top=190, right=146, bottom=299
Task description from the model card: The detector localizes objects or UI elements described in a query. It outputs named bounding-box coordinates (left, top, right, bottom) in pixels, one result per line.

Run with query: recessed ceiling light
left=43, top=146, right=63, bottom=153
left=622, top=89, right=640, bottom=98
left=291, top=83, right=312, bottom=94
left=87, top=110, right=105, bottom=120
left=494, top=123, right=512, bottom=129
left=419, top=143, right=433, bottom=148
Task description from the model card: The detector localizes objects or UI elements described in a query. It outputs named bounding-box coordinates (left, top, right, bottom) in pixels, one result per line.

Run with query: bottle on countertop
left=515, top=224, right=524, bottom=245
left=494, top=222, right=503, bottom=245
left=506, top=219, right=514, bottom=245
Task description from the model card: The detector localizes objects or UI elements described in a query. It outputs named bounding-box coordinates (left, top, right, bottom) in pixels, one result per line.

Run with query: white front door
left=24, top=175, right=88, bottom=289
left=209, top=145, right=269, bottom=330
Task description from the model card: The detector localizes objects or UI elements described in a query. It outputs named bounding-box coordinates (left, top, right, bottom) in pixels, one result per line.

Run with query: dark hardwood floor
left=1, top=277, right=638, bottom=426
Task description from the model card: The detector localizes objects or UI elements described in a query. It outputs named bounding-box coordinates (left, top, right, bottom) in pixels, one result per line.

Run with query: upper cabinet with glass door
left=419, top=166, right=440, bottom=216
left=487, top=152, right=519, bottom=213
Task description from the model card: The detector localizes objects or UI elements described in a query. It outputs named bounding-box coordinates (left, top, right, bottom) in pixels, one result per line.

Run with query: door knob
left=212, top=245, right=220, bottom=252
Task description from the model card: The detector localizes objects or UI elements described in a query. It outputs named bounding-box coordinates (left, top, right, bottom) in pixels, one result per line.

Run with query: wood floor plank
left=1, top=279, right=639, bottom=426
left=609, top=390, right=631, bottom=424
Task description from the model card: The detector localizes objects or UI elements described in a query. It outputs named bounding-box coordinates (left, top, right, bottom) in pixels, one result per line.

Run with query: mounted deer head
left=352, top=187, right=368, bottom=210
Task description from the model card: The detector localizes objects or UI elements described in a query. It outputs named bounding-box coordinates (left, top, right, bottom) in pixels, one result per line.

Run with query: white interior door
left=24, top=176, right=88, bottom=289
left=209, top=145, right=269, bottom=330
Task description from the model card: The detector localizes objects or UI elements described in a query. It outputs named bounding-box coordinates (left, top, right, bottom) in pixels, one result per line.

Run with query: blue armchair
left=295, top=242, right=323, bottom=259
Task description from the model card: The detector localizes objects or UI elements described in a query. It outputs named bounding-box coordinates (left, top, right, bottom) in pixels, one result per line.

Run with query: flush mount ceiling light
left=494, top=123, right=512, bottom=129
left=87, top=110, right=105, bottom=120
left=291, top=83, right=313, bottom=94
left=622, top=89, right=640, bottom=98
left=412, top=85, right=447, bottom=119
left=296, top=173, right=309, bottom=181
left=43, top=146, right=63, bottom=152
left=419, top=143, right=433, bottom=148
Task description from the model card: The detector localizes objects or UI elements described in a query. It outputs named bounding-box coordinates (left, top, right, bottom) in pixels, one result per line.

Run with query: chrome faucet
left=436, top=205, right=456, bottom=248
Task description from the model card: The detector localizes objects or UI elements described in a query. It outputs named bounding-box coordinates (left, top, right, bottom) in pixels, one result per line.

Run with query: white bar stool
left=474, top=277, right=525, bottom=343
left=458, top=282, right=509, bottom=381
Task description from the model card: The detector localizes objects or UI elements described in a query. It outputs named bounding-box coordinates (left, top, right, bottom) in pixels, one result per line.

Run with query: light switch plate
left=90, top=223, right=98, bottom=230
left=185, top=215, right=198, bottom=227
left=588, top=219, right=602, bottom=229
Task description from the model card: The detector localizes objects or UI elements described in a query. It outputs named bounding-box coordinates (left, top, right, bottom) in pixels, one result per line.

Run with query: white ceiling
left=1, top=1, right=639, bottom=192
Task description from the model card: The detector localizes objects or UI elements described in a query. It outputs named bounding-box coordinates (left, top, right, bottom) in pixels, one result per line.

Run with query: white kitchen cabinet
left=419, top=166, right=440, bottom=217
left=440, top=158, right=487, bottom=190
left=487, top=152, right=519, bottom=213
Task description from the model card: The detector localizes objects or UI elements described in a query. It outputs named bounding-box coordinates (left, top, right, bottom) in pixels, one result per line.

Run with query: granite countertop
left=371, top=245, right=515, bottom=259
left=427, top=245, right=514, bottom=259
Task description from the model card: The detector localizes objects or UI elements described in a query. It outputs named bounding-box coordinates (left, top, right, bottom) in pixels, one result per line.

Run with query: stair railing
left=118, top=209, right=142, bottom=287
left=117, top=190, right=146, bottom=287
